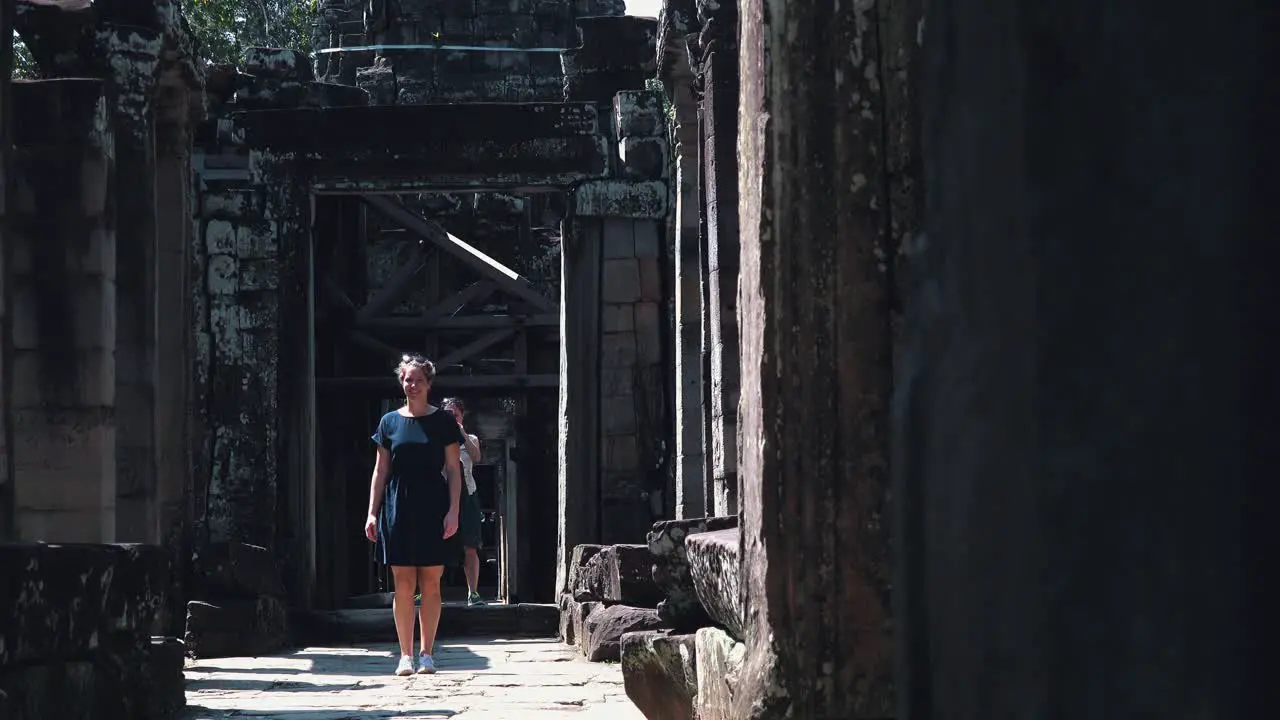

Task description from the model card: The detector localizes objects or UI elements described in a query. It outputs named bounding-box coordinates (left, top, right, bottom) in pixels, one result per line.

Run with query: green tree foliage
left=181, top=0, right=318, bottom=66
left=11, top=32, right=37, bottom=78
left=8, top=1, right=319, bottom=77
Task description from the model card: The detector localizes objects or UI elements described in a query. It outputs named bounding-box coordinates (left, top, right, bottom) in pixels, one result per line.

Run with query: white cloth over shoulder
left=460, top=434, right=479, bottom=495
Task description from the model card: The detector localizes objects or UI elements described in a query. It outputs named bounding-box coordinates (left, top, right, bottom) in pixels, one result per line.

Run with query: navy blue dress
left=372, top=408, right=465, bottom=567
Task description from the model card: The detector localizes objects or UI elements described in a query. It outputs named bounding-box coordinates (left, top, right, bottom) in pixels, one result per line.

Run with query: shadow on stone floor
left=185, top=644, right=493, bottom=695
left=183, top=706, right=459, bottom=719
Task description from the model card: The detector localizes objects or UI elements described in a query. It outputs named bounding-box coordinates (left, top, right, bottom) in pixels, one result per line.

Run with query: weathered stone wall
left=691, top=0, right=739, bottom=518
left=320, top=0, right=627, bottom=104
left=101, top=26, right=165, bottom=545
left=735, top=0, right=898, bottom=716
left=192, top=177, right=283, bottom=548
left=894, top=0, right=1276, bottom=716
left=592, top=90, right=670, bottom=543
left=8, top=79, right=118, bottom=544
left=657, top=1, right=705, bottom=520
left=0, top=0, right=14, bottom=541
left=545, top=15, right=671, bottom=594
left=190, top=49, right=367, bottom=607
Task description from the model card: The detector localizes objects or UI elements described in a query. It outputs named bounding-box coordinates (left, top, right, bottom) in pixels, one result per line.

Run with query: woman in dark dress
left=363, top=354, right=464, bottom=676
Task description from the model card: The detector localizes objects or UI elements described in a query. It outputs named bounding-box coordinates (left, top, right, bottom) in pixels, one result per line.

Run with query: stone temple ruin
left=2, top=0, right=1274, bottom=717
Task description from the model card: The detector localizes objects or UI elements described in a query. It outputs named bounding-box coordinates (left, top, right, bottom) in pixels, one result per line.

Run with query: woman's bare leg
left=463, top=547, right=480, bottom=595
left=390, top=566, right=418, bottom=658
left=416, top=565, right=445, bottom=655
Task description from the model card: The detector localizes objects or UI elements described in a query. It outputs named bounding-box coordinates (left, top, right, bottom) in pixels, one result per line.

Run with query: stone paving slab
left=183, top=637, right=645, bottom=719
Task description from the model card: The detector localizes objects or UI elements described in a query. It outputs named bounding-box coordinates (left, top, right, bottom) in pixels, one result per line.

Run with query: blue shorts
left=459, top=492, right=483, bottom=549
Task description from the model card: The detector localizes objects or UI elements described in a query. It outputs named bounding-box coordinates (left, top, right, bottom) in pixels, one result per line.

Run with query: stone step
left=292, top=603, right=559, bottom=644
left=621, top=630, right=698, bottom=720
left=647, top=516, right=738, bottom=631
left=684, top=528, right=745, bottom=640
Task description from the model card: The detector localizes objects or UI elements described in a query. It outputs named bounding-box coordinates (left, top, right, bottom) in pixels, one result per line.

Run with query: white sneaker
left=416, top=652, right=436, bottom=674
left=394, top=655, right=414, bottom=676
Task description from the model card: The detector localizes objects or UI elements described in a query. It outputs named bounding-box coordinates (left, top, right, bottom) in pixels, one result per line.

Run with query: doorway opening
left=310, top=190, right=565, bottom=609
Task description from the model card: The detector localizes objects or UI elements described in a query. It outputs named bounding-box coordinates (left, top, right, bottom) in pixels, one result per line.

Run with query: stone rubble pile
left=559, top=514, right=743, bottom=720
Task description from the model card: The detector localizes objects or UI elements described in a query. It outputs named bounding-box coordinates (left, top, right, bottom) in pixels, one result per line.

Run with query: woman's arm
left=444, top=444, right=462, bottom=513
left=367, top=446, right=390, bottom=517
left=365, top=446, right=390, bottom=541
left=443, top=444, right=462, bottom=537
left=464, top=433, right=482, bottom=463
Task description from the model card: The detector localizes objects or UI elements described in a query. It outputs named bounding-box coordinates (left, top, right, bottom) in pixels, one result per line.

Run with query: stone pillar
left=1, top=0, right=14, bottom=540
left=153, top=77, right=194, bottom=632
left=556, top=15, right=665, bottom=595
left=556, top=213, right=602, bottom=598
left=694, top=4, right=741, bottom=517
left=9, top=79, right=117, bottom=543
left=736, top=0, right=895, bottom=716
left=665, top=50, right=707, bottom=519
left=895, top=0, right=1276, bottom=716
left=98, top=25, right=163, bottom=543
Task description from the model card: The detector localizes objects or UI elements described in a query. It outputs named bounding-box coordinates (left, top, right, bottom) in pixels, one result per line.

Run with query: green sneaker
left=466, top=591, right=486, bottom=607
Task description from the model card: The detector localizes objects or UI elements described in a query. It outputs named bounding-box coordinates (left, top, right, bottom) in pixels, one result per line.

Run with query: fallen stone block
left=582, top=605, right=664, bottom=662
left=0, top=542, right=170, bottom=667
left=559, top=593, right=577, bottom=645
left=606, top=544, right=663, bottom=606
left=568, top=543, right=606, bottom=600
left=574, top=551, right=606, bottom=601
left=184, top=596, right=289, bottom=658
left=573, top=600, right=603, bottom=652
left=578, top=544, right=663, bottom=607
left=695, top=626, right=745, bottom=720
left=621, top=630, right=698, bottom=720
left=647, top=515, right=738, bottom=631
left=193, top=542, right=286, bottom=599
left=686, top=528, right=745, bottom=640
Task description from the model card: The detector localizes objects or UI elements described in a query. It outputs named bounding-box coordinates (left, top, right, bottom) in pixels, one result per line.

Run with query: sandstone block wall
left=192, top=184, right=283, bottom=549
left=7, top=79, right=118, bottom=544
left=322, top=0, right=628, bottom=104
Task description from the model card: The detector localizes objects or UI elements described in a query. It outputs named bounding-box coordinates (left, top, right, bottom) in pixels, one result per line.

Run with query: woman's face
left=400, top=367, right=430, bottom=399
left=449, top=406, right=464, bottom=424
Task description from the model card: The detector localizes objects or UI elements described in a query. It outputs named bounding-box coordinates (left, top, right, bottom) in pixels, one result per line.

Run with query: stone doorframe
left=202, top=95, right=671, bottom=606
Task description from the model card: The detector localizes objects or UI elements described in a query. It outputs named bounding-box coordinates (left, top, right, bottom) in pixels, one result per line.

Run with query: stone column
left=556, top=214, right=602, bottom=597
left=1, top=0, right=14, bottom=540
left=665, top=49, right=707, bottom=519
left=695, top=4, right=741, bottom=517
left=735, top=0, right=895, bottom=716
left=98, top=25, right=163, bottom=543
left=9, top=79, right=118, bottom=543
left=556, top=15, right=664, bottom=594
left=895, top=0, right=1275, bottom=716
left=153, top=76, right=194, bottom=632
